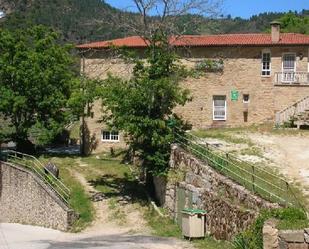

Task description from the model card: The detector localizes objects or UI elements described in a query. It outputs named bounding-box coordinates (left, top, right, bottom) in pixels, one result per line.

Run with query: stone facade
left=0, top=161, right=76, bottom=231
left=156, top=144, right=278, bottom=240
left=82, top=99, right=128, bottom=154
left=81, top=45, right=309, bottom=153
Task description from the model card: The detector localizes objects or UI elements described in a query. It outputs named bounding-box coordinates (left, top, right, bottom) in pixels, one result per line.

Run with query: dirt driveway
left=199, top=130, right=309, bottom=197
left=247, top=134, right=309, bottom=195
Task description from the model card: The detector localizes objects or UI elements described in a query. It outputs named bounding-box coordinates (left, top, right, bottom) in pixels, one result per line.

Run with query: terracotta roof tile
left=77, top=33, right=309, bottom=49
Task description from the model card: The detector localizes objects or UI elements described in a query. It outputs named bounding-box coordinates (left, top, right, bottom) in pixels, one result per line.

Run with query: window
left=213, top=96, right=226, bottom=121
left=102, top=131, right=119, bottom=142
left=261, top=51, right=271, bottom=76
left=282, top=53, right=296, bottom=82
left=243, top=94, right=250, bottom=103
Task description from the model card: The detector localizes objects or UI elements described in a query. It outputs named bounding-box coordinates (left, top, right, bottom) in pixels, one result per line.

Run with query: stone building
left=77, top=22, right=309, bottom=154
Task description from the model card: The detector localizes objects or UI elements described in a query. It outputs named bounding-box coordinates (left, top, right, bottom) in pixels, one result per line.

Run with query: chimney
left=270, top=21, right=281, bottom=43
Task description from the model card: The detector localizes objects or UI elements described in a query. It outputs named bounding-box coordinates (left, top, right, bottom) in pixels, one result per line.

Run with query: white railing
left=275, top=96, right=309, bottom=125
left=274, top=72, right=309, bottom=85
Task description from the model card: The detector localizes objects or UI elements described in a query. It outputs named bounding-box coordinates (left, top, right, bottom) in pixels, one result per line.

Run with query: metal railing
left=275, top=96, right=309, bottom=125
left=174, top=130, right=305, bottom=210
left=274, top=72, right=309, bottom=85
left=1, top=150, right=70, bottom=205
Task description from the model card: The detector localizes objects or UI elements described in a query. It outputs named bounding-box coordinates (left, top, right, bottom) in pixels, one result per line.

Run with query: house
left=77, top=22, right=309, bottom=154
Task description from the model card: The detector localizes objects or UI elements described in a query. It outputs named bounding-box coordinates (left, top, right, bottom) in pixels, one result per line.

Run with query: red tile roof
left=77, top=33, right=309, bottom=49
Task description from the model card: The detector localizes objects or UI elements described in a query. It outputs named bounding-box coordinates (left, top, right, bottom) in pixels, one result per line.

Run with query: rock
left=91, top=192, right=106, bottom=202
left=263, top=219, right=279, bottom=249
left=44, top=162, right=59, bottom=178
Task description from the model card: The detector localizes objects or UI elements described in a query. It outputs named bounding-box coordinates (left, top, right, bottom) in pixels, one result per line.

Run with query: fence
left=0, top=150, right=70, bottom=205
left=174, top=131, right=305, bottom=210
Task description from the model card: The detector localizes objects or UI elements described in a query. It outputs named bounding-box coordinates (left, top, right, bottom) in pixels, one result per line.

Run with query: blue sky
left=105, top=0, right=309, bottom=19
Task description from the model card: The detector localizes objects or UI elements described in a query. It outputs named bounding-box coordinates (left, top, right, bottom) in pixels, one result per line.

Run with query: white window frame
left=101, top=130, right=120, bottom=142
left=213, top=95, right=227, bottom=121
left=281, top=53, right=296, bottom=83
left=261, top=50, right=271, bottom=77
left=243, top=94, right=250, bottom=103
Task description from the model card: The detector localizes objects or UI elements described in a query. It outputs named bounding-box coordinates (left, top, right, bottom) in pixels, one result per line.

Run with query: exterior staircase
left=275, top=96, right=309, bottom=128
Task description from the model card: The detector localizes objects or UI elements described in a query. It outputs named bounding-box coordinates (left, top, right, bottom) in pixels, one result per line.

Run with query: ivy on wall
left=195, top=59, right=224, bottom=73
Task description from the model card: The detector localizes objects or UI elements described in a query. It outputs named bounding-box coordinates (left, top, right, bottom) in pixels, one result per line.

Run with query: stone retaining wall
left=0, top=161, right=76, bottom=231
left=156, top=144, right=278, bottom=240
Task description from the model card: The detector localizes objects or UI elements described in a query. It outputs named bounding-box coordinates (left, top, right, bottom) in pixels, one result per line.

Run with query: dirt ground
left=199, top=130, right=309, bottom=197
left=70, top=159, right=194, bottom=249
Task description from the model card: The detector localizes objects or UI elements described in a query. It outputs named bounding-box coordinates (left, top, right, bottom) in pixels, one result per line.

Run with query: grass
left=194, top=236, right=232, bottom=249
left=72, top=152, right=233, bottom=248
left=144, top=208, right=182, bottom=238
left=239, top=146, right=264, bottom=157
left=108, top=197, right=127, bottom=225
left=40, top=156, right=95, bottom=232
left=144, top=207, right=232, bottom=249
left=192, top=123, right=309, bottom=142
left=191, top=128, right=253, bottom=145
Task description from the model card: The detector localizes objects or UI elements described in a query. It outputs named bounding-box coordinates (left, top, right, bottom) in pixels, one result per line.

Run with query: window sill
left=101, top=140, right=120, bottom=143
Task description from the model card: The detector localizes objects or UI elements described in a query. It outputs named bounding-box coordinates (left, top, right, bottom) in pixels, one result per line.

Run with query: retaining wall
left=0, top=161, right=76, bottom=231
left=154, top=144, right=278, bottom=240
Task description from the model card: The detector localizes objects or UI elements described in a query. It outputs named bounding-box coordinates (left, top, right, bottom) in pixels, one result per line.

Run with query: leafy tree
left=0, top=26, right=76, bottom=150
left=99, top=32, right=190, bottom=175
left=279, top=12, right=309, bottom=34
left=68, top=75, right=100, bottom=154
left=95, top=0, right=221, bottom=175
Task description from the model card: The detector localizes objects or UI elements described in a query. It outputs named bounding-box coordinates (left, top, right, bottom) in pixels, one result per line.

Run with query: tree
left=100, top=33, right=190, bottom=175
left=0, top=26, right=76, bottom=151
left=97, top=0, right=222, bottom=175
left=113, top=0, right=222, bottom=39
left=68, top=70, right=100, bottom=155
left=279, top=12, right=309, bottom=34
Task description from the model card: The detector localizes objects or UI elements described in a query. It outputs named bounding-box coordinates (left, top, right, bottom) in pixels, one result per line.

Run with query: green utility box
left=181, top=208, right=206, bottom=239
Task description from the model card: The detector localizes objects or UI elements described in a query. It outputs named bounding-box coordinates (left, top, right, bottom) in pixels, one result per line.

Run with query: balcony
left=274, top=72, right=309, bottom=86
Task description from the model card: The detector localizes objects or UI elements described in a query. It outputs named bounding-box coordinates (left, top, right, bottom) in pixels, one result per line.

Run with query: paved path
left=0, top=223, right=192, bottom=249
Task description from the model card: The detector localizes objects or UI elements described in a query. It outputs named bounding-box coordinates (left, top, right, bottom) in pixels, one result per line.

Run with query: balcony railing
left=274, top=72, right=309, bottom=85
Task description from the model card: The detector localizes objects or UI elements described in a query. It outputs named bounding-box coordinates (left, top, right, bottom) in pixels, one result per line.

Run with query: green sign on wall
left=231, top=90, right=239, bottom=101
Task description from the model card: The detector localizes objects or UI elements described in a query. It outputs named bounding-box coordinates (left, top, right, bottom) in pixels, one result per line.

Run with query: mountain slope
left=0, top=0, right=136, bottom=43
left=0, top=0, right=308, bottom=43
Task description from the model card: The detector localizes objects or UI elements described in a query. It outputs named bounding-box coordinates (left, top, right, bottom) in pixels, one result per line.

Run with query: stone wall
left=0, top=161, right=76, bottom=231
left=82, top=99, right=128, bottom=154
left=81, top=45, right=309, bottom=153
left=159, top=144, right=278, bottom=240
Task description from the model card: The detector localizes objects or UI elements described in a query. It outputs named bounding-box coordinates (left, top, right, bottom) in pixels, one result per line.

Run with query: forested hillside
left=0, top=0, right=308, bottom=43
left=0, top=0, right=138, bottom=42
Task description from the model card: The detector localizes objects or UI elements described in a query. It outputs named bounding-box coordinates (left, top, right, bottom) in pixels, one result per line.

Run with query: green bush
left=233, top=207, right=308, bottom=249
